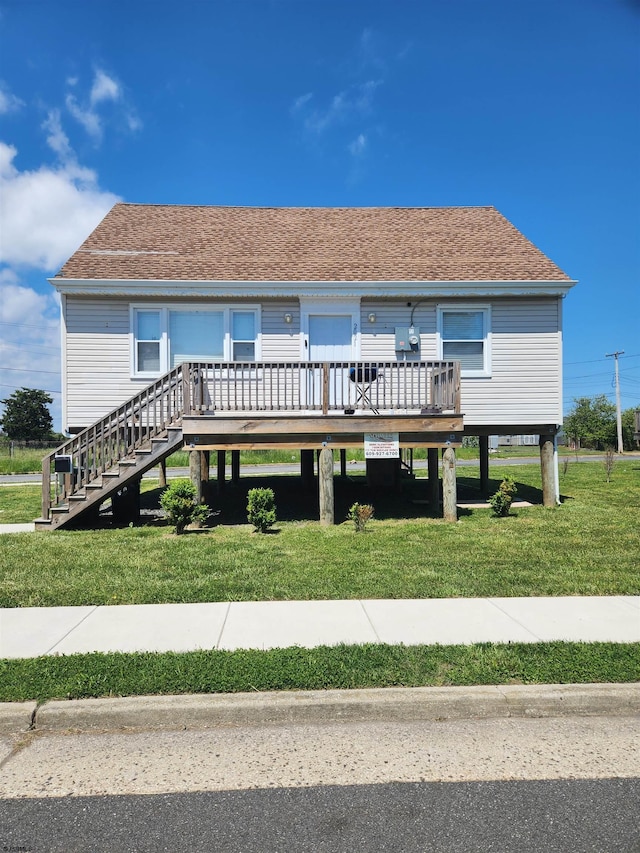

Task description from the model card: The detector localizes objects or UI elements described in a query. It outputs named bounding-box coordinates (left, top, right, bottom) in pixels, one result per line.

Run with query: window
left=131, top=306, right=259, bottom=377
left=438, top=306, right=490, bottom=376
left=135, top=310, right=162, bottom=374
left=169, top=310, right=224, bottom=367
left=231, top=311, right=256, bottom=360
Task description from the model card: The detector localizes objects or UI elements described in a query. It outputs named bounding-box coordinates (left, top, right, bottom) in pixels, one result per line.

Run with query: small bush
left=247, top=487, right=276, bottom=532
left=489, top=476, right=517, bottom=517
left=348, top=502, right=375, bottom=532
left=159, top=480, right=209, bottom=534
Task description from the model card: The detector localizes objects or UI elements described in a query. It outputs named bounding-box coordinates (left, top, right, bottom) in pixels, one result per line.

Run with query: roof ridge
left=114, top=202, right=498, bottom=212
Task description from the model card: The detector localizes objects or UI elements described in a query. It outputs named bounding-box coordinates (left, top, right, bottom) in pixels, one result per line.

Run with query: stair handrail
left=41, top=363, right=185, bottom=521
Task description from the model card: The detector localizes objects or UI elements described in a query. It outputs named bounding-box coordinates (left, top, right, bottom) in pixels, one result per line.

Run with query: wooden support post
left=442, top=446, right=457, bottom=522
left=427, top=448, right=439, bottom=512
left=318, top=445, right=335, bottom=526
left=217, top=449, right=226, bottom=493
left=201, top=450, right=210, bottom=483
left=301, top=449, right=315, bottom=488
left=158, top=458, right=167, bottom=488
left=539, top=433, right=557, bottom=507
left=340, top=448, right=347, bottom=478
left=190, top=450, right=203, bottom=504
left=479, top=435, right=490, bottom=496
left=231, top=450, right=240, bottom=485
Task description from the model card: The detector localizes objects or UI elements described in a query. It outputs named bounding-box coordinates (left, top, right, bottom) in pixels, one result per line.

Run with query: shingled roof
left=55, top=204, right=571, bottom=282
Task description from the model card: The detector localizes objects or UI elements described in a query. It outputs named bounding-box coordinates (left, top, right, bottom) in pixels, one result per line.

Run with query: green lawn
left=1, top=461, right=638, bottom=607
left=1, top=641, right=638, bottom=703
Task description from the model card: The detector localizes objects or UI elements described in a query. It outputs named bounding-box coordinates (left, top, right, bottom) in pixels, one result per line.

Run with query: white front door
left=308, top=314, right=353, bottom=361
left=306, top=314, right=353, bottom=409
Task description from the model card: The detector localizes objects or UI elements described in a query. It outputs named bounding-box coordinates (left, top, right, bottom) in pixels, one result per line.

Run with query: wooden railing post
left=41, top=457, right=51, bottom=520
left=182, top=363, right=191, bottom=416
left=322, top=363, right=329, bottom=415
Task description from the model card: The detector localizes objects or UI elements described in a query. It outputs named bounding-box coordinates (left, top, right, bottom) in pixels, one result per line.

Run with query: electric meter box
left=395, top=327, right=420, bottom=352
left=54, top=454, right=73, bottom=474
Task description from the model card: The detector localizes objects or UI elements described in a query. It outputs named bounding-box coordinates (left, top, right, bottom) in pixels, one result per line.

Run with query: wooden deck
left=38, top=360, right=462, bottom=528
left=182, top=359, right=463, bottom=449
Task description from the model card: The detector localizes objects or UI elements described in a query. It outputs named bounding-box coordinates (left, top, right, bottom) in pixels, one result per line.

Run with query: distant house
left=38, top=204, right=575, bottom=529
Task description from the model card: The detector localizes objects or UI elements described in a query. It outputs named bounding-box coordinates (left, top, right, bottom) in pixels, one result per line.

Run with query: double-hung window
left=438, top=306, right=491, bottom=377
left=134, top=310, right=163, bottom=375
left=231, top=311, right=256, bottom=360
left=131, top=306, right=259, bottom=377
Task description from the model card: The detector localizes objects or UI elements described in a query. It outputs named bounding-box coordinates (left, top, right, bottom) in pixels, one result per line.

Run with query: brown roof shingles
left=56, top=204, right=572, bottom=282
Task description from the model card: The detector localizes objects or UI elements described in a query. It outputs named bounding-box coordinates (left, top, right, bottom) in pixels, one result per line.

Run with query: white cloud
left=297, top=80, right=382, bottom=135
left=348, top=133, right=367, bottom=157
left=0, top=277, right=61, bottom=426
left=0, top=82, right=24, bottom=115
left=90, top=70, right=121, bottom=105
left=0, top=139, right=120, bottom=270
left=65, top=68, right=140, bottom=143
left=291, top=92, right=313, bottom=114
left=65, top=92, right=103, bottom=141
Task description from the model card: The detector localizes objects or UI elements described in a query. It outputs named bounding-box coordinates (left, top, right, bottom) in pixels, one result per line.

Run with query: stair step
left=51, top=506, right=70, bottom=514
left=69, top=494, right=88, bottom=502
left=119, top=460, right=138, bottom=467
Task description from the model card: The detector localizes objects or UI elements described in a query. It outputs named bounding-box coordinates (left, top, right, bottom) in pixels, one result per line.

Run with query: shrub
left=247, top=487, right=276, bottom=532
left=159, top=480, right=209, bottom=534
left=489, top=476, right=517, bottom=517
left=348, top=502, right=374, bottom=532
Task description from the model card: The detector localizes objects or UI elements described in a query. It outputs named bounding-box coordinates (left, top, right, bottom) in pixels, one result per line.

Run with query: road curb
left=0, top=701, right=37, bottom=734
left=28, top=683, right=640, bottom=733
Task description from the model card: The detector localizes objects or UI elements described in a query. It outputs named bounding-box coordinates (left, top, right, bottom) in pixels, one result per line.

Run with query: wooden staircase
left=36, top=365, right=188, bottom=530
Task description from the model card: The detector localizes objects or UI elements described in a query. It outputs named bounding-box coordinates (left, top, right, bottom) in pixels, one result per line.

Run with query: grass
left=1, top=642, right=638, bottom=703
left=1, top=461, right=638, bottom=607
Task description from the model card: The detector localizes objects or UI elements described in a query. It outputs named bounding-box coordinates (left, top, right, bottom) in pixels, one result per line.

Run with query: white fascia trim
left=50, top=278, right=578, bottom=298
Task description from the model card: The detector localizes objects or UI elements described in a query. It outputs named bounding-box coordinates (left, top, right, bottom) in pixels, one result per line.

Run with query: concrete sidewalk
left=2, top=596, right=639, bottom=659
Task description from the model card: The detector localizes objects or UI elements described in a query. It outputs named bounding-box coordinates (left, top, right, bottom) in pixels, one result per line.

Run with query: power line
left=0, top=366, right=60, bottom=375
left=0, top=382, right=61, bottom=394
left=0, top=320, right=59, bottom=330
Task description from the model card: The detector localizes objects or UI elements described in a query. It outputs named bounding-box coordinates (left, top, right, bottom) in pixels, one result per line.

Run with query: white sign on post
left=364, top=433, right=400, bottom=459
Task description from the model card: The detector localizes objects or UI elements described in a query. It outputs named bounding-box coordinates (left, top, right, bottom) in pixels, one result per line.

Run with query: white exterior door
left=306, top=313, right=354, bottom=409
left=308, top=315, right=352, bottom=361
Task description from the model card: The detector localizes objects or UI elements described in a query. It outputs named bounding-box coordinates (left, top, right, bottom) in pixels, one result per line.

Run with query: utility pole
left=606, top=350, right=625, bottom=454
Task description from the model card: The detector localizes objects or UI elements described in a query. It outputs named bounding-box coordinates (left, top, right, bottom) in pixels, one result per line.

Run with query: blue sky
left=1, top=0, right=638, bottom=431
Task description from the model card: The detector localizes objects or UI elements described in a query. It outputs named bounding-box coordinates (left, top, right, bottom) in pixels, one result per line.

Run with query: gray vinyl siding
left=64, top=298, right=134, bottom=429
left=64, top=294, right=563, bottom=431
left=461, top=298, right=562, bottom=426
left=360, top=297, right=562, bottom=426
left=260, top=302, right=300, bottom=360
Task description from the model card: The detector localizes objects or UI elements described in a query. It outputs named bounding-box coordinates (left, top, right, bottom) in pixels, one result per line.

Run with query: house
left=38, top=204, right=575, bottom=529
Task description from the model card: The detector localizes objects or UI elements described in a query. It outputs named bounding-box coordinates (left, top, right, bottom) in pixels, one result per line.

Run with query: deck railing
left=41, top=360, right=460, bottom=521
left=185, top=360, right=460, bottom=416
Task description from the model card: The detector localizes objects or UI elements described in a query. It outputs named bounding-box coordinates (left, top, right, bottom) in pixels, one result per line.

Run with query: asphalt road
left=2, top=714, right=638, bottom=852
left=2, top=778, right=639, bottom=852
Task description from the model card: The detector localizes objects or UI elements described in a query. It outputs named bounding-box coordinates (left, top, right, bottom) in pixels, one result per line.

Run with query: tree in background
left=621, top=407, right=639, bottom=451
left=564, top=395, right=617, bottom=450
left=0, top=388, right=54, bottom=441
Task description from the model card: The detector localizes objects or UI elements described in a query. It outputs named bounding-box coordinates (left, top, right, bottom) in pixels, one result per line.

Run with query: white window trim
left=436, top=304, right=492, bottom=378
left=130, top=304, right=261, bottom=378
